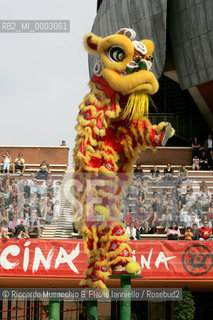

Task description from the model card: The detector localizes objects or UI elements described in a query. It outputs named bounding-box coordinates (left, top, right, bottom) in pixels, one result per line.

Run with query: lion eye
left=107, top=46, right=125, bottom=62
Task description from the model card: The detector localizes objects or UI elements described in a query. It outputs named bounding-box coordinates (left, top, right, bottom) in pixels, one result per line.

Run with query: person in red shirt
left=199, top=222, right=213, bottom=240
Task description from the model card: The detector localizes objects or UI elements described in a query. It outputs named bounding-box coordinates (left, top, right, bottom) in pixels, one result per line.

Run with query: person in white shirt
left=180, top=211, right=191, bottom=228
left=204, top=134, right=213, bottom=156
left=185, top=188, right=196, bottom=209
left=2, top=151, right=11, bottom=174
left=12, top=153, right=26, bottom=174
left=126, top=222, right=137, bottom=240
left=198, top=186, right=211, bottom=208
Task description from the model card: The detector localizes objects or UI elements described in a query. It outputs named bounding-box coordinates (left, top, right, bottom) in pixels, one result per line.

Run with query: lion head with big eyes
left=84, top=28, right=159, bottom=121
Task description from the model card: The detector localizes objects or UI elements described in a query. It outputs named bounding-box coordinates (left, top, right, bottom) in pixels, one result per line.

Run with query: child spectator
left=37, top=160, right=50, bottom=180
left=192, top=223, right=199, bottom=240
left=184, top=226, right=193, bottom=240
left=166, top=221, right=180, bottom=240
left=2, top=151, right=11, bottom=174
left=192, top=155, right=200, bottom=170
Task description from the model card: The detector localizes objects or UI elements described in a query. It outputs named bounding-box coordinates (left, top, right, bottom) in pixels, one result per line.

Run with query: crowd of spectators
left=122, top=163, right=213, bottom=241
left=191, top=134, right=213, bottom=170
left=0, top=171, right=60, bottom=239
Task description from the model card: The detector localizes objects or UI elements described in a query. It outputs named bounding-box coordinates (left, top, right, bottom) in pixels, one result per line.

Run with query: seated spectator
left=192, top=223, right=199, bottom=240
left=162, top=194, right=173, bottom=211
left=208, top=200, right=213, bottom=220
left=140, top=179, right=148, bottom=193
left=135, top=206, right=148, bottom=234
left=28, top=173, right=36, bottom=187
left=23, top=180, right=30, bottom=201
left=133, top=164, right=144, bottom=179
left=30, top=180, right=40, bottom=197
left=207, top=150, right=213, bottom=170
left=37, top=160, right=50, bottom=180
left=163, top=164, right=174, bottom=186
left=202, top=213, right=212, bottom=228
left=162, top=208, right=172, bottom=228
left=166, top=221, right=180, bottom=240
left=45, top=174, right=55, bottom=195
left=126, top=222, right=138, bottom=240
left=174, top=201, right=183, bottom=226
left=147, top=207, right=160, bottom=232
left=38, top=198, right=47, bottom=218
left=197, top=185, right=211, bottom=208
left=192, top=137, right=201, bottom=158
left=176, top=165, right=188, bottom=185
left=54, top=200, right=60, bottom=220
left=199, top=150, right=209, bottom=170
left=192, top=155, right=200, bottom=171
left=150, top=165, right=160, bottom=182
left=151, top=192, right=162, bottom=215
left=9, top=212, right=19, bottom=230
left=29, top=211, right=40, bottom=238
left=184, top=226, right=193, bottom=240
left=204, top=134, right=213, bottom=156
left=2, top=173, right=11, bottom=189
left=193, top=199, right=202, bottom=219
left=136, top=191, right=146, bottom=209
left=133, top=176, right=142, bottom=189
left=12, top=153, right=26, bottom=174
left=185, top=188, right=196, bottom=209
left=161, top=188, right=168, bottom=201
left=199, top=221, right=213, bottom=240
left=3, top=186, right=10, bottom=207
left=60, top=140, right=67, bottom=146
left=2, top=151, right=11, bottom=174
left=0, top=180, right=4, bottom=193
left=10, top=184, right=19, bottom=203
left=0, top=209, right=9, bottom=239
left=45, top=200, right=54, bottom=224
left=180, top=210, right=191, bottom=228
left=191, top=213, right=200, bottom=228
left=175, top=183, right=184, bottom=204
left=14, top=224, right=29, bottom=239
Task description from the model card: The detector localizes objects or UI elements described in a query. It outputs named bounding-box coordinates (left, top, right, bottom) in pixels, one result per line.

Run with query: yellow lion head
left=84, top=28, right=159, bottom=121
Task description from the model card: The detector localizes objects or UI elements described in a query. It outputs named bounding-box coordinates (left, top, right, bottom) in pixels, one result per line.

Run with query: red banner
left=0, top=239, right=213, bottom=279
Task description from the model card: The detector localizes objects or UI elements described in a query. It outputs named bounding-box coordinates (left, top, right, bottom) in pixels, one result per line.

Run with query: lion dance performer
left=73, top=28, right=175, bottom=289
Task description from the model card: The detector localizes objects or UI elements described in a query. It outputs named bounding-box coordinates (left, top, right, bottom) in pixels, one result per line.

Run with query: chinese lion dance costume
left=73, top=28, right=174, bottom=289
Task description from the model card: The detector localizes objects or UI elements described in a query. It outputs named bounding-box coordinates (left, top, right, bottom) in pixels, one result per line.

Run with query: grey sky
left=0, top=0, right=97, bottom=155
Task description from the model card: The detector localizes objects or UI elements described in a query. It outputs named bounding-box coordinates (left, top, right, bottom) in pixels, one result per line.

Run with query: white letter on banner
left=155, top=252, right=176, bottom=270
left=0, top=245, right=20, bottom=269
left=140, top=248, right=153, bottom=270
left=55, top=244, right=79, bottom=274
left=33, top=248, right=54, bottom=273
